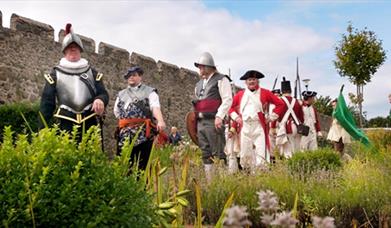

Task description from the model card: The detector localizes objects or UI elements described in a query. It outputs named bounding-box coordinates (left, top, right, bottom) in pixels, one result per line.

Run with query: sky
left=1, top=0, right=390, bottom=119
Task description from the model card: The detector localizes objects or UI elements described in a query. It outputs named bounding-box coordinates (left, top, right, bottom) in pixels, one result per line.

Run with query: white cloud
left=1, top=1, right=388, bottom=118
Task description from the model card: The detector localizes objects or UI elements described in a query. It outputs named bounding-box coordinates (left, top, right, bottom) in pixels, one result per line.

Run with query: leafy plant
left=314, top=95, right=333, bottom=116
left=288, top=149, right=342, bottom=177
left=0, top=102, right=40, bottom=141
left=0, top=126, right=156, bottom=227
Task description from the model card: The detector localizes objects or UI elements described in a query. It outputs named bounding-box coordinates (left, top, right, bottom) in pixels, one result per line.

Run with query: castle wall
left=0, top=12, right=333, bottom=156
left=0, top=12, right=199, bottom=156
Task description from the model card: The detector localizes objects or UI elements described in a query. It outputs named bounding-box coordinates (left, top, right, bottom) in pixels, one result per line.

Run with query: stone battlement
left=0, top=11, right=199, bottom=156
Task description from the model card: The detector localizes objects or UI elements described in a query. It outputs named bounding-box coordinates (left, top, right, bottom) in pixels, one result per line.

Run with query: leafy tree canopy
left=334, top=23, right=386, bottom=85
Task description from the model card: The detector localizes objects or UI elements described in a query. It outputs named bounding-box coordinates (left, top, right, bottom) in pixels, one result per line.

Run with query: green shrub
left=288, top=148, right=342, bottom=176
left=0, top=102, right=40, bottom=141
left=0, top=126, right=156, bottom=227
left=365, top=129, right=391, bottom=151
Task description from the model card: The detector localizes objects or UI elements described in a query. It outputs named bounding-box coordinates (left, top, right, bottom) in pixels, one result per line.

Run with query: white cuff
left=230, top=112, right=239, bottom=121
left=269, top=112, right=279, bottom=122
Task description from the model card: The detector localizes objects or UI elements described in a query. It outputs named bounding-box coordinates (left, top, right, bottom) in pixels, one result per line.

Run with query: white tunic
left=327, top=118, right=351, bottom=143
left=300, top=105, right=319, bottom=151
left=239, top=88, right=269, bottom=170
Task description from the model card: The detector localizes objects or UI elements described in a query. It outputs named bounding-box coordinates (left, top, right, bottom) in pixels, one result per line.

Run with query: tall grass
left=162, top=130, right=391, bottom=227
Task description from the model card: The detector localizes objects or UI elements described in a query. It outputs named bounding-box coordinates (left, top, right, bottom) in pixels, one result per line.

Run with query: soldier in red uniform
left=273, top=77, right=304, bottom=158
left=229, top=70, right=285, bottom=172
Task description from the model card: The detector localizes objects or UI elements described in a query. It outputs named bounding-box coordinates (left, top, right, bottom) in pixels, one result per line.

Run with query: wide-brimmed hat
left=124, top=66, right=144, bottom=79
left=240, top=70, right=265, bottom=80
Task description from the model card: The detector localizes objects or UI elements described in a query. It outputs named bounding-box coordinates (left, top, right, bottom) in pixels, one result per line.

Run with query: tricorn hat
left=281, top=77, right=291, bottom=93
left=124, top=66, right=144, bottom=79
left=240, top=70, right=265, bottom=80
left=302, top=90, right=317, bottom=98
left=271, top=89, right=281, bottom=95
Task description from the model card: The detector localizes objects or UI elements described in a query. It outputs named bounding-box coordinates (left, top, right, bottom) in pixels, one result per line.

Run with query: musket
left=296, top=57, right=302, bottom=100
left=294, top=78, right=298, bottom=99
left=272, top=75, right=279, bottom=90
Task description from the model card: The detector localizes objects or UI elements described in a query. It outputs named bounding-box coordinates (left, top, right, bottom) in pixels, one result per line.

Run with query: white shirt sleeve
left=149, top=91, right=161, bottom=109
left=216, top=77, right=233, bottom=119
left=113, top=97, right=120, bottom=118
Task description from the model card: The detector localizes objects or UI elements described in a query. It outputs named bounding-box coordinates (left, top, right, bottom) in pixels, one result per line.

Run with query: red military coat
left=229, top=87, right=286, bottom=150
left=272, top=96, right=304, bottom=134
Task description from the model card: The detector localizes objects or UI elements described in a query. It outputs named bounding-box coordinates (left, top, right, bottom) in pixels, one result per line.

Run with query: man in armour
left=300, top=90, right=322, bottom=151
left=40, top=24, right=109, bottom=139
left=229, top=70, right=285, bottom=172
left=193, top=52, right=232, bottom=181
left=114, top=66, right=166, bottom=171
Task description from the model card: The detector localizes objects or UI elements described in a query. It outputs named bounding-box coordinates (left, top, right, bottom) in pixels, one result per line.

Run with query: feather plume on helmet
left=61, top=23, right=84, bottom=53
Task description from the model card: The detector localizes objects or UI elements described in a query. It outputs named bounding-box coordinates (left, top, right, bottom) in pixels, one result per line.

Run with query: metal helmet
left=61, top=24, right=84, bottom=53
left=194, top=52, right=216, bottom=68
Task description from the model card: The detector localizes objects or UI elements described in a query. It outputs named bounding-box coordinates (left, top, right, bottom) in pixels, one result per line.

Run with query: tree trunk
left=357, top=84, right=364, bottom=128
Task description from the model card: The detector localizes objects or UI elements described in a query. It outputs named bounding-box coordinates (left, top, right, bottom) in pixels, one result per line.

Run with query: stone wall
left=0, top=12, right=333, bottom=156
left=0, top=12, right=199, bottom=156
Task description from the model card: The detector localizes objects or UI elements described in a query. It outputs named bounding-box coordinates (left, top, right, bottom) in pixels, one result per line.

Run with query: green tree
left=334, top=23, right=386, bottom=127
left=314, top=95, right=333, bottom=116
left=367, top=116, right=391, bottom=128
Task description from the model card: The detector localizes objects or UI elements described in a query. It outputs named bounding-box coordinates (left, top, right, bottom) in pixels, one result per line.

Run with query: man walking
left=229, top=70, right=285, bottom=172
left=193, top=52, right=232, bottom=181
left=274, top=77, right=304, bottom=158
left=300, top=90, right=322, bottom=151
left=114, top=66, right=166, bottom=171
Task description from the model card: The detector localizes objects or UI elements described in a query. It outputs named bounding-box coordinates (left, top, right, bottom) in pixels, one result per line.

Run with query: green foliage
left=334, top=23, right=386, bottom=86
left=288, top=149, right=342, bottom=176
left=365, top=129, right=391, bottom=152
left=179, top=132, right=391, bottom=226
left=314, top=95, right=333, bottom=116
left=366, top=116, right=391, bottom=128
left=0, top=126, right=156, bottom=227
left=0, top=102, right=40, bottom=141
left=334, top=23, right=386, bottom=127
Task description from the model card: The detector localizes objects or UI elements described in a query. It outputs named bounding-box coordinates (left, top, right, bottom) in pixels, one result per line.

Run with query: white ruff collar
left=59, top=58, right=89, bottom=69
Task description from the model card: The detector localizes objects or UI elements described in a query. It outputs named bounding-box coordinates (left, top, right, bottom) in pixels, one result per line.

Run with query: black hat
left=240, top=70, right=265, bottom=80
left=124, top=66, right=144, bottom=79
left=302, top=90, right=317, bottom=98
left=271, top=89, right=281, bottom=95
left=281, top=77, right=291, bottom=93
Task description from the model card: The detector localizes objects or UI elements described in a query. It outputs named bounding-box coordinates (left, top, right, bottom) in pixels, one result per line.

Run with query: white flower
left=223, top=205, right=252, bottom=228
left=256, top=190, right=279, bottom=213
left=260, top=214, right=274, bottom=225
left=312, top=216, right=336, bottom=228
left=270, top=211, right=298, bottom=228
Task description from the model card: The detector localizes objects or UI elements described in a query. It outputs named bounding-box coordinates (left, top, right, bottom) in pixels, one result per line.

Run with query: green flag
left=333, top=88, right=371, bottom=147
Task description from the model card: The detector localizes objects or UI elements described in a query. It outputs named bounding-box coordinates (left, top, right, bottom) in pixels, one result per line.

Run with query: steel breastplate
left=56, top=69, right=95, bottom=113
